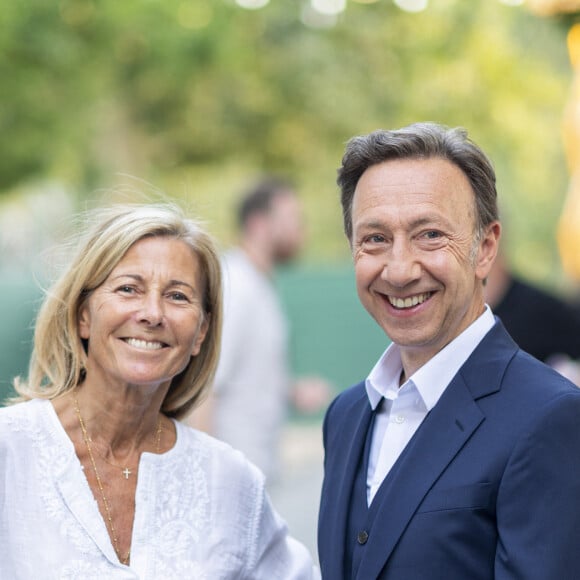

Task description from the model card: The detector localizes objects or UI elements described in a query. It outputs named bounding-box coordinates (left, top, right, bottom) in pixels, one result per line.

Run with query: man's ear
left=475, top=221, right=501, bottom=281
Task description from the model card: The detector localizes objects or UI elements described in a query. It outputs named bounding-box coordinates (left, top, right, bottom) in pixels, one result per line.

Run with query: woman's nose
left=138, top=294, right=164, bottom=326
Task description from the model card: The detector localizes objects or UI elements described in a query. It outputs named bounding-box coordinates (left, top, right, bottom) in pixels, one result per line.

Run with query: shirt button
left=357, top=531, right=369, bottom=545
left=395, top=414, right=405, bottom=424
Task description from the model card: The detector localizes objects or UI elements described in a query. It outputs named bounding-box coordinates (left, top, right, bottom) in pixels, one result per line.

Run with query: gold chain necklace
left=73, top=397, right=163, bottom=565
left=93, top=424, right=163, bottom=480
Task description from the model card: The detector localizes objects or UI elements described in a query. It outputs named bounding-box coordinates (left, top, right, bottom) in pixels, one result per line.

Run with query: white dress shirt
left=365, top=306, right=495, bottom=505
left=0, top=399, right=318, bottom=579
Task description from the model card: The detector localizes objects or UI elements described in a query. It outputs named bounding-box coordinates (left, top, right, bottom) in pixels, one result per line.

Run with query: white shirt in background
left=213, top=248, right=291, bottom=482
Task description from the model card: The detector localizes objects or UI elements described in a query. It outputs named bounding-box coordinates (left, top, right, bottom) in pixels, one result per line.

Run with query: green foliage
left=0, top=0, right=574, bottom=284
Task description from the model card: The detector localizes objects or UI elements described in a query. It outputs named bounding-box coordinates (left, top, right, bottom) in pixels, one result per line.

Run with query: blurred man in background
left=486, top=249, right=580, bottom=384
left=189, top=176, right=329, bottom=484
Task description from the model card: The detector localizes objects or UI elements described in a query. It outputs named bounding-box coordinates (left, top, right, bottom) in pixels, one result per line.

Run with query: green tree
left=0, top=0, right=573, bottom=283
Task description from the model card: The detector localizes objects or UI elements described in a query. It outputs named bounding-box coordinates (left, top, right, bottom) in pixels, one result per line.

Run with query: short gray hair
left=338, top=122, right=499, bottom=242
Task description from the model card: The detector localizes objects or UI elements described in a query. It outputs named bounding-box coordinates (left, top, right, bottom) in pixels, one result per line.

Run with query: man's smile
left=387, top=292, right=433, bottom=310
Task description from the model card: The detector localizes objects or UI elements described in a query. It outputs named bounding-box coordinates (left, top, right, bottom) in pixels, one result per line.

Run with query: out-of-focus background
left=2, top=0, right=580, bottom=560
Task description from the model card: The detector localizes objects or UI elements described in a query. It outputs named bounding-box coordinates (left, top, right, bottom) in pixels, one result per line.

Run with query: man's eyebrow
left=408, top=216, right=446, bottom=229
left=356, top=220, right=386, bottom=231
left=356, top=215, right=446, bottom=231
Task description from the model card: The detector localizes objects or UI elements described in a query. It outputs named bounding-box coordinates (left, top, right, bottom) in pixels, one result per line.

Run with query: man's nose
left=380, top=241, right=421, bottom=288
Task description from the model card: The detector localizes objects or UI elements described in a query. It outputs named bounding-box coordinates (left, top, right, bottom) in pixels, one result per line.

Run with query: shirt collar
left=366, top=305, right=496, bottom=411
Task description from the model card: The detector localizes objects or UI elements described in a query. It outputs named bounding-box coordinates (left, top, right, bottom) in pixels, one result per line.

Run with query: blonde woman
left=0, top=203, right=318, bottom=579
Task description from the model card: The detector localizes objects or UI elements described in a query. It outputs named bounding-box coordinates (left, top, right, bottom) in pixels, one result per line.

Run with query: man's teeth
left=125, top=338, right=164, bottom=350
left=389, top=292, right=431, bottom=309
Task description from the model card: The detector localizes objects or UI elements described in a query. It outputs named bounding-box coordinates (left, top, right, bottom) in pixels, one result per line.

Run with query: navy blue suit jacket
left=318, top=321, right=580, bottom=579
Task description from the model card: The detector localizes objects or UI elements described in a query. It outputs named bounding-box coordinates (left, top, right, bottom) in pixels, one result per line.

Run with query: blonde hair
left=14, top=202, right=222, bottom=420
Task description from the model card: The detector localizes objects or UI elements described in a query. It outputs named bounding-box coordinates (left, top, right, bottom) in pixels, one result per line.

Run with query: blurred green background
left=1, top=0, right=578, bottom=402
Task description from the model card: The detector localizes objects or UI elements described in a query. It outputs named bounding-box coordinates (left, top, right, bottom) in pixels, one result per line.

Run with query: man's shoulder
left=325, top=381, right=367, bottom=419
left=506, top=348, right=580, bottom=395
left=464, top=336, right=580, bottom=416
left=221, top=249, right=268, bottom=294
left=322, top=382, right=368, bottom=449
left=222, top=248, right=255, bottom=275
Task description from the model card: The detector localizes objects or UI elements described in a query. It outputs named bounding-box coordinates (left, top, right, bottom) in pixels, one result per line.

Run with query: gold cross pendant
left=122, top=468, right=131, bottom=479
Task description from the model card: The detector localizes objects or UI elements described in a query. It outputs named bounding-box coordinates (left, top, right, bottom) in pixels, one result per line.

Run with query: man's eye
left=367, top=234, right=385, bottom=244
left=423, top=231, right=441, bottom=239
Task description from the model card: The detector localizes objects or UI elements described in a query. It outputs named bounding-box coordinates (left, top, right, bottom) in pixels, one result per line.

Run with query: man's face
left=351, top=157, right=499, bottom=373
left=269, top=191, right=305, bottom=264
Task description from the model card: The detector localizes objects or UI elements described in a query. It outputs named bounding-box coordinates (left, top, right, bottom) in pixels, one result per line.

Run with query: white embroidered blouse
left=0, top=399, right=319, bottom=579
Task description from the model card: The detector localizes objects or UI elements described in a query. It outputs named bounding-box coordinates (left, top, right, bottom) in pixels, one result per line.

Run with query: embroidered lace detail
left=57, top=559, right=115, bottom=580
left=148, top=434, right=211, bottom=576
left=245, top=472, right=263, bottom=571
left=6, top=402, right=98, bottom=559
left=154, top=560, right=208, bottom=580
left=1, top=402, right=286, bottom=579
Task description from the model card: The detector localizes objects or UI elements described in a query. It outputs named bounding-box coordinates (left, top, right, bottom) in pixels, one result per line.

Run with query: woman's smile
left=122, top=337, right=167, bottom=350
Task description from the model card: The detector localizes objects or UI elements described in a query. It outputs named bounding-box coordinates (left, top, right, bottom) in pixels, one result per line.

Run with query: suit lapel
left=356, top=374, right=485, bottom=580
left=320, top=389, right=374, bottom=580
left=354, top=320, right=517, bottom=580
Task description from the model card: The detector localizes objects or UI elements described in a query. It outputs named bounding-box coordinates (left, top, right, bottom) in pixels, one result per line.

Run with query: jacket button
left=357, top=531, right=369, bottom=545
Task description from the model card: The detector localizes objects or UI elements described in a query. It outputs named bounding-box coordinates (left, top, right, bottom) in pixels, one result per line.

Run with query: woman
left=0, top=203, right=319, bottom=579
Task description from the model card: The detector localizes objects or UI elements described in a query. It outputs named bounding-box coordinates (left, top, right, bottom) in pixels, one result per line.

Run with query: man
left=486, top=249, right=580, bottom=383
left=317, top=123, right=580, bottom=579
left=191, top=176, right=323, bottom=483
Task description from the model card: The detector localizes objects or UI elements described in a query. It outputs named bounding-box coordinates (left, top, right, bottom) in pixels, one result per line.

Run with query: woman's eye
left=117, top=285, right=135, bottom=294
left=169, top=292, right=189, bottom=302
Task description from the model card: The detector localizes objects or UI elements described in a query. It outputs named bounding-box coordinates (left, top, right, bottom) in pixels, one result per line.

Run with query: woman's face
left=78, top=236, right=209, bottom=391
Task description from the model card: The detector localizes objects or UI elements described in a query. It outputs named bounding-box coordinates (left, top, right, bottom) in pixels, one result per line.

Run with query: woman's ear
left=191, top=313, right=210, bottom=357
left=78, top=304, right=91, bottom=340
